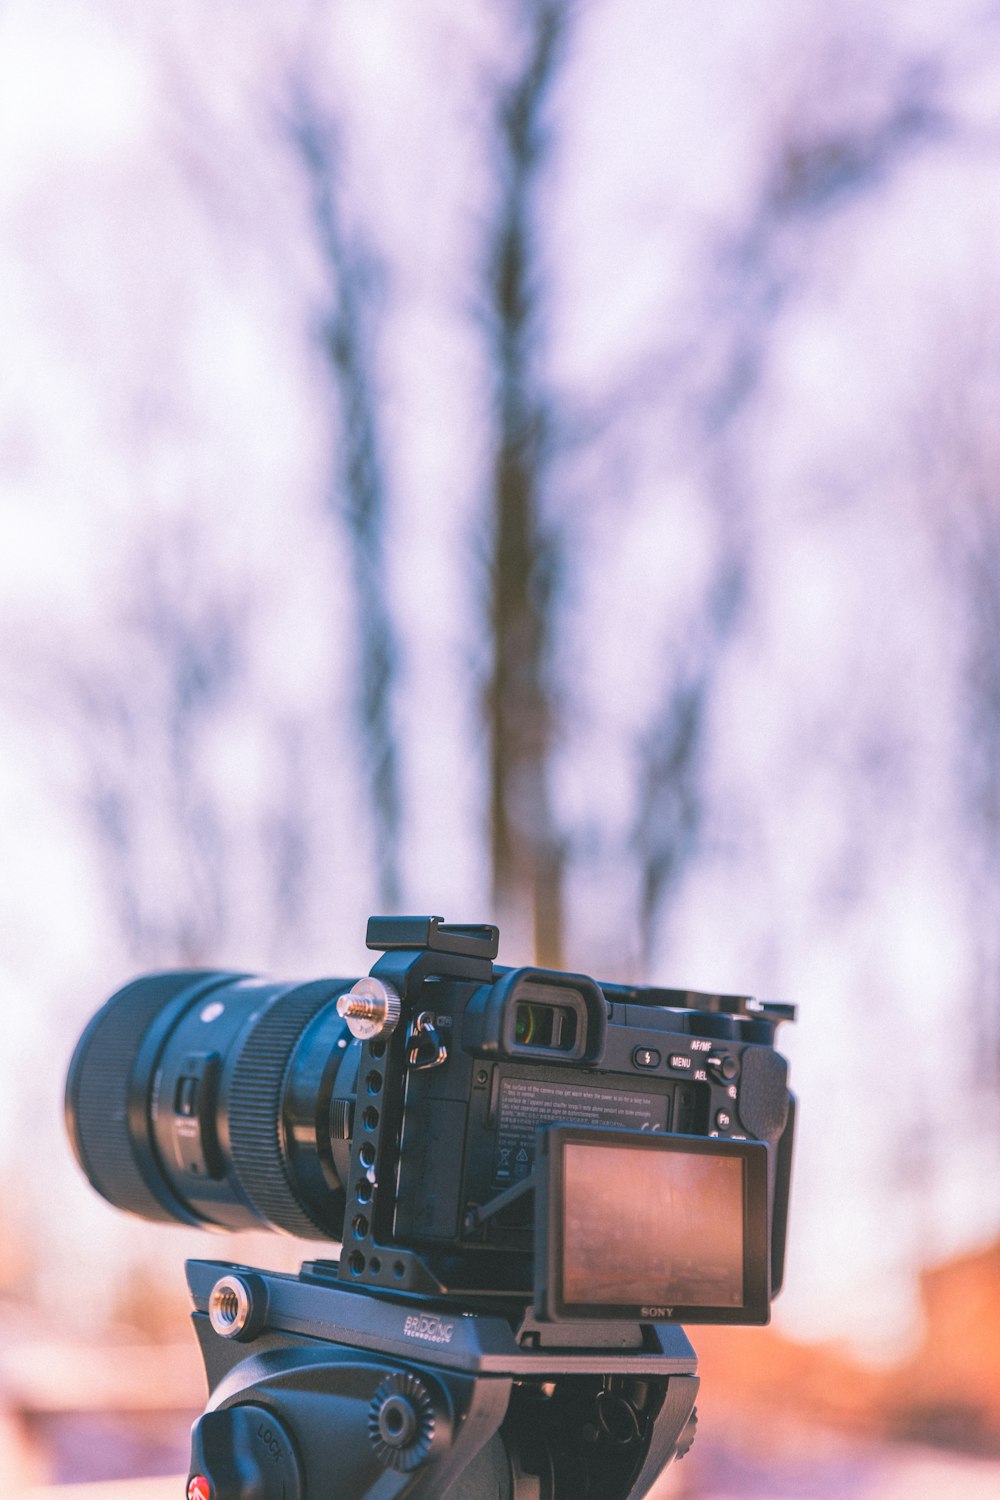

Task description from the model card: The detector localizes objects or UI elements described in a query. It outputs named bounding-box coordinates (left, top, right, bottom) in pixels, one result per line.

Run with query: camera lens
left=66, top=972, right=361, bottom=1239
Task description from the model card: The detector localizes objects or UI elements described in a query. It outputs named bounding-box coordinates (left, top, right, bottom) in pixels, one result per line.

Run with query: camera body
left=345, top=918, right=794, bottom=1319
left=67, top=915, right=794, bottom=1322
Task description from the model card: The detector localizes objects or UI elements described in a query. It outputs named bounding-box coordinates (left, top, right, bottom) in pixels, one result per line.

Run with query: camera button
left=709, top=1054, right=739, bottom=1081
left=175, top=1076, right=199, bottom=1117
left=632, top=1047, right=661, bottom=1069
left=715, top=1109, right=732, bottom=1131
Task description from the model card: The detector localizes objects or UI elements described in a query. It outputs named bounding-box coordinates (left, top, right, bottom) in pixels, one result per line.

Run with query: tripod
left=185, top=1259, right=700, bottom=1499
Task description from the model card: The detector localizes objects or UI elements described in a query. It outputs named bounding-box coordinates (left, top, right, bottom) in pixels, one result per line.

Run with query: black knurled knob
left=368, top=1371, right=436, bottom=1472
left=226, top=982, right=346, bottom=1238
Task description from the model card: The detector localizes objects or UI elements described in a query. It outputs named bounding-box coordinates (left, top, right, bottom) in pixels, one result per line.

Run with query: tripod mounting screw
left=337, top=978, right=402, bottom=1041
left=368, top=1370, right=436, bottom=1471
left=208, top=1273, right=267, bottom=1341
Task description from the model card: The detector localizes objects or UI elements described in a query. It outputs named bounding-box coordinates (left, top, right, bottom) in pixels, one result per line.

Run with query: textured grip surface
left=226, top=982, right=344, bottom=1238
left=736, top=1046, right=789, bottom=1142
left=66, top=972, right=213, bottom=1220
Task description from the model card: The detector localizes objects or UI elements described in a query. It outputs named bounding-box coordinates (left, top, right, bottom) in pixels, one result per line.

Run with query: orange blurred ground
left=17, top=1446, right=1000, bottom=1499
left=691, top=1237, right=1000, bottom=1449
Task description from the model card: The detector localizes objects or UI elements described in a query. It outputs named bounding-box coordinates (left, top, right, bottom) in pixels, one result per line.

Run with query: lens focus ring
left=66, top=972, right=222, bottom=1222
left=226, top=981, right=347, bottom=1239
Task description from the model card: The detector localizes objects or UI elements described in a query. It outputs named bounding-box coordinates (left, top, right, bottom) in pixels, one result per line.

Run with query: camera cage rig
left=338, top=917, right=503, bottom=1299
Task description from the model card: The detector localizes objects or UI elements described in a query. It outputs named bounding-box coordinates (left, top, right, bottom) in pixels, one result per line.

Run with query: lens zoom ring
left=226, top=982, right=342, bottom=1239
left=67, top=973, right=211, bottom=1221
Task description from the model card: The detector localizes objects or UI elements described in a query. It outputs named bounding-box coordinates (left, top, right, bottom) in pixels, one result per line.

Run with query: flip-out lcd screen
left=535, top=1126, right=770, bottom=1323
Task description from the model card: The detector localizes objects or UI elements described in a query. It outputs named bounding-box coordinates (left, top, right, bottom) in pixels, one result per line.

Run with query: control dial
left=707, top=1053, right=739, bottom=1083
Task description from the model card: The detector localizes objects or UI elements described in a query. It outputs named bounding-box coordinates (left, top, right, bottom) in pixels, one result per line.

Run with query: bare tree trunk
left=285, top=82, right=402, bottom=912
left=484, top=0, right=568, bottom=967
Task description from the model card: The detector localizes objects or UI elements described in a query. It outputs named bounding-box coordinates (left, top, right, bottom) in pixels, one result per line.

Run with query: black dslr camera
left=67, top=916, right=796, bottom=1500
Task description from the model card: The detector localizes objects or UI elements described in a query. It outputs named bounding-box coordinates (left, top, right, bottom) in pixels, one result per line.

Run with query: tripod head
left=185, top=1258, right=700, bottom=1500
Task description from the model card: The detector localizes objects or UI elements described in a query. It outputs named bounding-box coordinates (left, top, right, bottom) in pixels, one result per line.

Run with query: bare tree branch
left=283, top=76, right=402, bottom=911
left=60, top=521, right=247, bottom=965
left=633, top=40, right=950, bottom=963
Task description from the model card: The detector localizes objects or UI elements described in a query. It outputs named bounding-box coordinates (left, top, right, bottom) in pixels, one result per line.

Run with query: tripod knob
left=368, top=1370, right=437, bottom=1471
left=189, top=1404, right=301, bottom=1500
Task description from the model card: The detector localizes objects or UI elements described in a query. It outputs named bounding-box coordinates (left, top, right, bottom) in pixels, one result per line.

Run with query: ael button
left=708, top=1054, right=739, bottom=1082
left=633, top=1047, right=661, bottom=1070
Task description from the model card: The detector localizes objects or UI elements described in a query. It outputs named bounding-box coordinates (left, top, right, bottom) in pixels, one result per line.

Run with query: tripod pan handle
left=189, top=1404, right=301, bottom=1500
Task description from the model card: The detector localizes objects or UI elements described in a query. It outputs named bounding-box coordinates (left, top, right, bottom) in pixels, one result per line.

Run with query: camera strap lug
left=405, top=1011, right=449, bottom=1070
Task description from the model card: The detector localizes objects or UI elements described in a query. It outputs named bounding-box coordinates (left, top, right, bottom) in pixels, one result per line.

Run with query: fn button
left=633, top=1047, right=661, bottom=1069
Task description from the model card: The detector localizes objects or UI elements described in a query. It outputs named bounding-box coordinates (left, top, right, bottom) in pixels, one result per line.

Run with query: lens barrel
left=65, top=971, right=359, bottom=1239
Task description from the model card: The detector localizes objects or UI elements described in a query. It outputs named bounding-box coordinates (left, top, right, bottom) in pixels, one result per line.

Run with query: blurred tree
left=133, top=4, right=405, bottom=918
left=282, top=70, right=403, bottom=913
left=482, top=0, right=571, bottom=967
left=65, top=520, right=247, bottom=965
left=632, top=27, right=949, bottom=963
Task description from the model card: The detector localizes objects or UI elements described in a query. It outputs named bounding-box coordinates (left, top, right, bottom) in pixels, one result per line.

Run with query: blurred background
left=2, top=0, right=1000, bottom=1495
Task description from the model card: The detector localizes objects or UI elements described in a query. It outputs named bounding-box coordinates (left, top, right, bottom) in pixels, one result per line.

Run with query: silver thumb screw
left=337, top=977, right=402, bottom=1040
